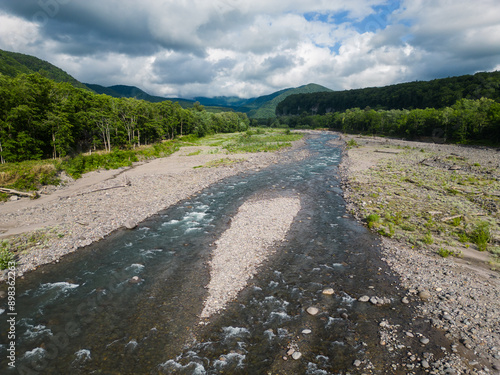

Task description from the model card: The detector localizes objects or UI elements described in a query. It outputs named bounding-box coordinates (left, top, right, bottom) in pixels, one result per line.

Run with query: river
left=0, top=132, right=450, bottom=374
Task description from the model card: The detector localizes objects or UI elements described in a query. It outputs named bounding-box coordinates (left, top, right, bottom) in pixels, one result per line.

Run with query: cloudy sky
left=0, top=0, right=499, bottom=99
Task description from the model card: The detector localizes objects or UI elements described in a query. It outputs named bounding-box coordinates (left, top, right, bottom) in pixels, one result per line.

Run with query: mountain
left=85, top=83, right=196, bottom=108
left=241, top=83, right=332, bottom=118
left=0, top=49, right=88, bottom=90
left=195, top=83, right=332, bottom=118
left=276, top=71, right=500, bottom=116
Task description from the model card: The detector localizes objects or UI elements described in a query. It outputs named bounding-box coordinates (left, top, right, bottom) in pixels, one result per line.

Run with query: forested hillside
left=277, top=71, right=500, bottom=116
left=0, top=49, right=88, bottom=90
left=0, top=73, right=249, bottom=163
left=242, top=83, right=332, bottom=118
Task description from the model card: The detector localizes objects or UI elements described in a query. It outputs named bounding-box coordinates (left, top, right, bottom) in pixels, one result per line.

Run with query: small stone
left=370, top=296, right=379, bottom=305
left=302, top=329, right=312, bottom=334
left=306, top=307, right=319, bottom=316
left=422, top=360, right=430, bottom=368
left=379, top=320, right=389, bottom=328
left=419, top=290, right=431, bottom=301
left=406, top=331, right=414, bottom=337
left=287, top=348, right=295, bottom=356
left=0, top=290, right=6, bottom=299
left=322, top=288, right=335, bottom=295
left=402, top=297, right=410, bottom=304
left=353, top=359, right=362, bottom=367
left=358, top=295, right=370, bottom=302
left=124, top=220, right=137, bottom=229
left=9, top=195, right=19, bottom=201
left=292, top=352, right=302, bottom=360
left=420, top=337, right=430, bottom=345
left=129, top=276, right=141, bottom=284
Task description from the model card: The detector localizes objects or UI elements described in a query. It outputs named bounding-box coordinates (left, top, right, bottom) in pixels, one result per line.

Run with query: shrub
left=0, top=241, right=15, bottom=270
left=438, top=247, right=452, bottom=258
left=366, top=214, right=380, bottom=228
left=470, top=221, right=491, bottom=251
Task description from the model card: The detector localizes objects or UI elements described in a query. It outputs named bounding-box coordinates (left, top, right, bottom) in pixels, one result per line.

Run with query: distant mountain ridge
left=195, top=83, right=332, bottom=118
left=0, top=49, right=88, bottom=90
left=85, top=83, right=195, bottom=108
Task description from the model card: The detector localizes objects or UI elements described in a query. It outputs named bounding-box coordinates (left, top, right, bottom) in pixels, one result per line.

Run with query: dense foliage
left=279, top=98, right=500, bottom=144
left=0, top=73, right=249, bottom=163
left=276, top=71, right=500, bottom=116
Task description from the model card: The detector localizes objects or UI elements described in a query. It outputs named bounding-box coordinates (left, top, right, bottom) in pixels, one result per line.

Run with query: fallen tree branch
left=0, top=187, right=38, bottom=198
left=441, top=214, right=462, bottom=222
left=75, top=183, right=130, bottom=196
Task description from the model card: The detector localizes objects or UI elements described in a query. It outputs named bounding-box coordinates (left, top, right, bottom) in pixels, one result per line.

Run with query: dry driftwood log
left=0, top=187, right=38, bottom=198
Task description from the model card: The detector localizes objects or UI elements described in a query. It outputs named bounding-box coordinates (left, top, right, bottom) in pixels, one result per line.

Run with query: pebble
left=401, top=297, right=410, bottom=304
left=128, top=276, right=141, bottom=284
left=422, top=360, right=430, bottom=368
left=420, top=337, right=430, bottom=345
left=306, top=307, right=320, bottom=316
left=353, top=359, right=362, bottom=367
left=322, top=288, right=335, bottom=295
left=292, top=352, right=302, bottom=360
left=302, top=329, right=312, bottom=334
left=419, top=290, right=431, bottom=301
left=358, top=295, right=370, bottom=302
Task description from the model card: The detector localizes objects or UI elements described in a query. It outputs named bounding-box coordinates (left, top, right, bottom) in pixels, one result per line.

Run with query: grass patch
left=0, top=241, right=16, bottom=270
left=224, top=129, right=302, bottom=153
left=0, top=160, right=61, bottom=191
left=194, top=158, right=245, bottom=169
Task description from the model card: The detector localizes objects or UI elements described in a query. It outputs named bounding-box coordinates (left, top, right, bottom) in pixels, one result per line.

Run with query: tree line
left=0, top=73, right=249, bottom=163
left=278, top=98, right=500, bottom=144
left=276, top=71, right=500, bottom=116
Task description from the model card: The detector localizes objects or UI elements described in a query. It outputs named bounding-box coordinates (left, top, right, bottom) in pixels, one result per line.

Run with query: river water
left=0, top=132, right=449, bottom=374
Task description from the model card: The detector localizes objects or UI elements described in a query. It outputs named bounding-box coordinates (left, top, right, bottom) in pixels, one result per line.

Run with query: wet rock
left=128, top=276, right=141, bottom=284
left=358, top=295, right=370, bottom=302
left=322, top=288, right=335, bottom=295
left=124, top=220, right=137, bottom=229
left=353, top=359, right=362, bottom=367
left=306, top=307, right=319, bottom=316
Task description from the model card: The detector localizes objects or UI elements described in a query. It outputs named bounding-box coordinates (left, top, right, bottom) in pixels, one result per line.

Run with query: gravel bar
left=200, top=195, right=301, bottom=318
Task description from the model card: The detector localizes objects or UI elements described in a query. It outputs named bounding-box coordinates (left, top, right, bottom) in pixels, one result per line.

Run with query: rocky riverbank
left=0, top=139, right=309, bottom=281
left=339, top=134, right=500, bottom=374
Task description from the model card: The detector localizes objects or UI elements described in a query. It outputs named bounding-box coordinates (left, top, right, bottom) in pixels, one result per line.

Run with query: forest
left=276, top=71, right=500, bottom=116
left=0, top=73, right=249, bottom=163
left=277, top=98, right=500, bottom=144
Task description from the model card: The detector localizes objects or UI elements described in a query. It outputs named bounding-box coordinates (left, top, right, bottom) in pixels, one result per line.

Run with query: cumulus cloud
left=0, top=0, right=498, bottom=98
